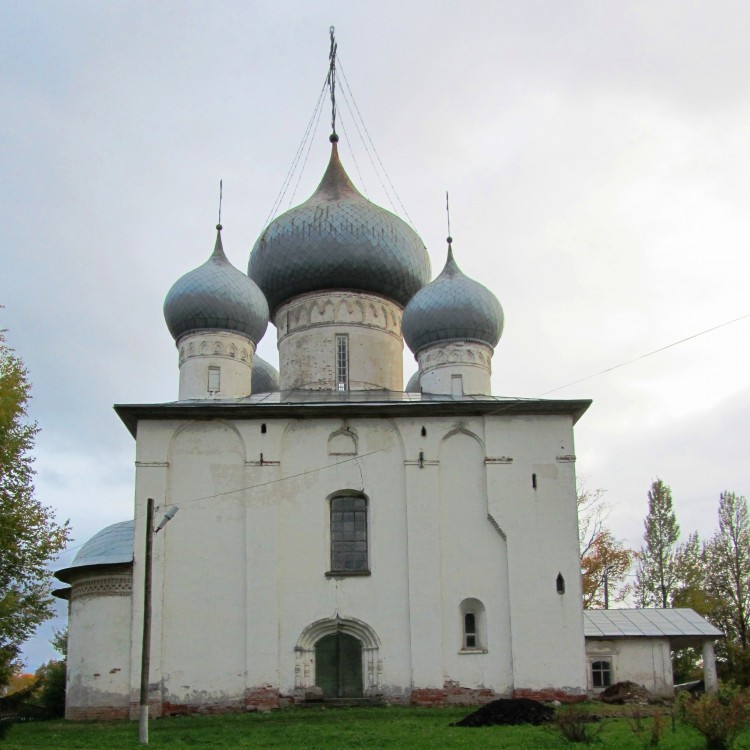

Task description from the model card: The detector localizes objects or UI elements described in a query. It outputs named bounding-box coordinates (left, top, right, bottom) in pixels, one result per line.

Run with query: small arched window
left=459, top=598, right=486, bottom=652
left=261, top=423, right=267, bottom=434
left=556, top=573, right=566, bottom=595
left=591, top=660, right=612, bottom=688
left=329, top=495, right=368, bottom=574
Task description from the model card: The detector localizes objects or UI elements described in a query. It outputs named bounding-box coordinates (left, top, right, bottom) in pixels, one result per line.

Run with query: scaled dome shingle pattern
left=164, top=229, right=269, bottom=343
left=402, top=246, right=504, bottom=353
left=248, top=143, right=431, bottom=315
left=252, top=355, right=280, bottom=393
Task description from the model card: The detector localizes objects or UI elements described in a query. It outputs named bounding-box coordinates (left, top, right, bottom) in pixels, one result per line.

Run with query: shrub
left=627, top=707, right=663, bottom=748
left=554, top=705, right=601, bottom=744
left=677, top=684, right=750, bottom=750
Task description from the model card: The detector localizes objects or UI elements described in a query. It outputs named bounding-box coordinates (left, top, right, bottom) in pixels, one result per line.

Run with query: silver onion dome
left=405, top=371, right=421, bottom=393
left=248, top=142, right=431, bottom=315
left=402, top=242, right=504, bottom=354
left=164, top=226, right=269, bottom=343
left=252, top=355, right=280, bottom=393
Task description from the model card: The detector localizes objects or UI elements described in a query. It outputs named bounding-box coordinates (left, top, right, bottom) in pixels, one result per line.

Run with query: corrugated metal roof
left=584, top=608, right=723, bottom=638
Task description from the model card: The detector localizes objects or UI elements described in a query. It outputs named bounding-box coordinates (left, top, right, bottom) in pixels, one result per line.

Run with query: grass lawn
left=4, top=705, right=750, bottom=749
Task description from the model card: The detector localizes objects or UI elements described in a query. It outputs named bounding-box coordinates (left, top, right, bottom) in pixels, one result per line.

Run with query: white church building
left=54, top=112, right=597, bottom=718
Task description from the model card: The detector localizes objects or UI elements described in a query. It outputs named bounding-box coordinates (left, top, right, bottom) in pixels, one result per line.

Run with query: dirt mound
left=452, top=698, right=556, bottom=727
left=598, top=681, right=654, bottom=705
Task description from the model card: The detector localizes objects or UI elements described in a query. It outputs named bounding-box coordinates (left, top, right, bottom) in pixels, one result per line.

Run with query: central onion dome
left=402, top=241, right=504, bottom=354
left=248, top=142, right=431, bottom=315
left=164, top=226, right=269, bottom=343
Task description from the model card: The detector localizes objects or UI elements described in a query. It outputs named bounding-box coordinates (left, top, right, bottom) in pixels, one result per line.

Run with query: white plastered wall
left=128, top=409, right=586, bottom=707
left=66, top=573, right=133, bottom=718
left=585, top=638, right=674, bottom=697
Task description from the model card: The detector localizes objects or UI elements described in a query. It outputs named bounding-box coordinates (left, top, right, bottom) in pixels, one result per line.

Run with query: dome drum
left=417, top=340, right=494, bottom=397
left=177, top=329, right=256, bottom=400
left=275, top=290, right=404, bottom=392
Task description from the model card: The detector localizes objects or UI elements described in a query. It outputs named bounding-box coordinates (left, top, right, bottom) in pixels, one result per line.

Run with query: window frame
left=335, top=334, right=349, bottom=392
left=591, top=659, right=612, bottom=688
left=459, top=598, right=488, bottom=653
left=326, top=493, right=370, bottom=577
left=208, top=365, right=221, bottom=394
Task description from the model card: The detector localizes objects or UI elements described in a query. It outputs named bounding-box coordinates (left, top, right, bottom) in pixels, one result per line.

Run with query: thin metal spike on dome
left=445, top=191, right=456, bottom=263
left=211, top=180, right=228, bottom=261
left=327, top=26, right=338, bottom=143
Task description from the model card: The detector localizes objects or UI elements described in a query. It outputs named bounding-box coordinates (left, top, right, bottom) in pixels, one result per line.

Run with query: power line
left=539, top=312, right=750, bottom=396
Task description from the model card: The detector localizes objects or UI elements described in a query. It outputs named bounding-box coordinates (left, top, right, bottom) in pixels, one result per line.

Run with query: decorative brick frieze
left=71, top=575, right=132, bottom=601
left=417, top=342, right=492, bottom=372
left=276, top=292, right=402, bottom=342
left=177, top=330, right=254, bottom=366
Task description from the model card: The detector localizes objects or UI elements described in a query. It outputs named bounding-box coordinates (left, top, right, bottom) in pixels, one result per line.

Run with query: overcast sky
left=2, top=1, right=749, bottom=669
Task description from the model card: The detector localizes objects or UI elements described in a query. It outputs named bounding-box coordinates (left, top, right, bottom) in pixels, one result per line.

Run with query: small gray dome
left=402, top=244, right=504, bottom=354
left=165, top=227, right=269, bottom=343
left=249, top=143, right=431, bottom=315
left=252, top=355, right=280, bottom=393
left=56, top=520, right=134, bottom=583
left=405, top=371, right=421, bottom=393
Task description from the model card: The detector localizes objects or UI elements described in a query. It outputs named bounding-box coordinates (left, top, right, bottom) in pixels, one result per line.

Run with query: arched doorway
left=315, top=632, right=363, bottom=698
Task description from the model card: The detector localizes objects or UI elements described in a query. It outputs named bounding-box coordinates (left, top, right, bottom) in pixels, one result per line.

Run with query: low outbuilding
left=584, top=608, right=723, bottom=698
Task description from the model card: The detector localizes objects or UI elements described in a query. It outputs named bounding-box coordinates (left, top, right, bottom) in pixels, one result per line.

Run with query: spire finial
left=446, top=191, right=453, bottom=257
left=217, top=179, right=223, bottom=231
left=327, top=26, right=338, bottom=142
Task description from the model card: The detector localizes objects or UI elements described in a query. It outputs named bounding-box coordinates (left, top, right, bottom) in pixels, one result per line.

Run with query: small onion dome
left=405, top=371, right=421, bottom=393
left=402, top=242, right=504, bottom=354
left=248, top=143, right=431, bottom=315
left=55, top=520, right=134, bottom=583
left=252, top=355, right=280, bottom=393
left=165, top=226, right=269, bottom=343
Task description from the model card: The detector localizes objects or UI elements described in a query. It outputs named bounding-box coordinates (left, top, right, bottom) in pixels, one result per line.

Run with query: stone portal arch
left=294, top=616, right=381, bottom=696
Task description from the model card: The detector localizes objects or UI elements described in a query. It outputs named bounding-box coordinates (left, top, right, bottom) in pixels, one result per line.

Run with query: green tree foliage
left=671, top=531, right=712, bottom=682
left=704, top=492, right=750, bottom=684
left=34, top=659, right=65, bottom=717
left=0, top=328, right=70, bottom=688
left=634, top=478, right=680, bottom=608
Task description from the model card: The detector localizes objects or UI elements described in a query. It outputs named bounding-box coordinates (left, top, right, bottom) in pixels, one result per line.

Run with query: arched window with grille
left=328, top=494, right=369, bottom=575
left=459, top=598, right=487, bottom=652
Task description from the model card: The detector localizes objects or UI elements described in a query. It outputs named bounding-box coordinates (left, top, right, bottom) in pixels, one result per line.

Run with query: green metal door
left=315, top=632, right=363, bottom=698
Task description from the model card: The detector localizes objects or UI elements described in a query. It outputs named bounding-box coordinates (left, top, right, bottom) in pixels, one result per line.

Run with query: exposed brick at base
left=245, top=686, right=282, bottom=712
left=411, top=682, right=586, bottom=707
left=513, top=688, right=587, bottom=703
left=411, top=681, right=496, bottom=707
left=66, top=706, right=129, bottom=721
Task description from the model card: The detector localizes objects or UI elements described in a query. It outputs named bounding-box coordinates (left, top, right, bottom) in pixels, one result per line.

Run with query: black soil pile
left=598, top=681, right=654, bottom=705
left=452, top=698, right=556, bottom=727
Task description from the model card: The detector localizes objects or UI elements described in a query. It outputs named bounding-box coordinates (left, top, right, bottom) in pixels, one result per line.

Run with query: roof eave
left=114, top=396, right=592, bottom=438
